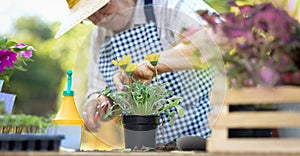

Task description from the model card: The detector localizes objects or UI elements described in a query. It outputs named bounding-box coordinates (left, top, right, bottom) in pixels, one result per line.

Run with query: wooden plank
left=208, top=138, right=300, bottom=153
left=225, top=86, right=300, bottom=104
left=209, top=105, right=229, bottom=127
left=214, top=112, right=300, bottom=128
left=210, top=128, right=228, bottom=140
left=0, top=152, right=298, bottom=156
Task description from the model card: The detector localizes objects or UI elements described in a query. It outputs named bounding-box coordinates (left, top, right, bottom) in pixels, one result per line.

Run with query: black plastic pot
left=0, top=134, right=64, bottom=151
left=122, top=114, right=160, bottom=149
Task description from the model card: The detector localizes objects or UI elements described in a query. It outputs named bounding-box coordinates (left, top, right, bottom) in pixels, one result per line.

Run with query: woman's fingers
left=133, top=62, right=155, bottom=82
left=93, top=101, right=111, bottom=122
left=113, top=72, right=128, bottom=91
left=113, top=61, right=156, bottom=88
left=82, top=95, right=111, bottom=132
left=83, top=98, right=101, bottom=132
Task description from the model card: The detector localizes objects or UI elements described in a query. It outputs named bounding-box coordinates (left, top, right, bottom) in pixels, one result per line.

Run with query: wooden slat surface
left=214, top=112, right=300, bottom=128
left=225, top=86, right=300, bottom=104
left=208, top=138, right=300, bottom=153
left=0, top=151, right=298, bottom=156
left=209, top=128, right=228, bottom=140
left=208, top=86, right=300, bottom=153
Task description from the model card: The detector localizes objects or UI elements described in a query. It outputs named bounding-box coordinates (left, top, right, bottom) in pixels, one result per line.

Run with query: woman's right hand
left=113, top=61, right=155, bottom=90
left=82, top=95, right=111, bottom=132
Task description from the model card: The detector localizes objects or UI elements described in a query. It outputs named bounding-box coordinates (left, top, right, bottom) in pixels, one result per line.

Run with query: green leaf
left=168, top=112, right=176, bottom=125
left=14, top=65, right=27, bottom=71
left=100, top=86, right=112, bottom=97
left=5, top=41, right=17, bottom=48
left=175, top=105, right=185, bottom=117
left=0, top=37, right=8, bottom=48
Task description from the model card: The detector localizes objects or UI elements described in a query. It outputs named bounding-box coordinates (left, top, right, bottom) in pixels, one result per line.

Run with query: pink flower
left=259, top=66, right=279, bottom=85
left=292, top=72, right=300, bottom=82
left=0, top=49, right=18, bottom=73
left=19, top=51, right=32, bottom=58
left=15, top=43, right=27, bottom=49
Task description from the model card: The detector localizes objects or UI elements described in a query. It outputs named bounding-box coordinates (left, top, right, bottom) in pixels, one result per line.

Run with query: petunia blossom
left=258, top=66, right=279, bottom=86
left=15, top=43, right=27, bottom=49
left=0, top=49, right=18, bottom=73
left=19, top=51, right=33, bottom=58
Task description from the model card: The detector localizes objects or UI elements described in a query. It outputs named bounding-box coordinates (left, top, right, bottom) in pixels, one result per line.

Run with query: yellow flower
left=144, top=53, right=160, bottom=66
left=112, top=55, right=132, bottom=69
left=229, top=48, right=236, bottom=56
left=125, top=63, right=138, bottom=75
left=237, top=37, right=246, bottom=45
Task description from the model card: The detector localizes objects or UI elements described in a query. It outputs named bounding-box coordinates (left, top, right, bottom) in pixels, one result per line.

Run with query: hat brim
left=55, top=0, right=110, bottom=38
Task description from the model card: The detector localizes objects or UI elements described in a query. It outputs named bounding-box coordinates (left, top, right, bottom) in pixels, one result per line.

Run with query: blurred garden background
left=1, top=0, right=299, bottom=150
left=0, top=0, right=299, bottom=120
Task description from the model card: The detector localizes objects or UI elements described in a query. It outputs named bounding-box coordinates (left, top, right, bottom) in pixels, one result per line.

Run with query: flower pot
left=122, top=114, right=160, bottom=149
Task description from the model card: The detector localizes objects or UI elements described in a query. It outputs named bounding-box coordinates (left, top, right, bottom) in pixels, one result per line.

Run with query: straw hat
left=55, top=0, right=110, bottom=38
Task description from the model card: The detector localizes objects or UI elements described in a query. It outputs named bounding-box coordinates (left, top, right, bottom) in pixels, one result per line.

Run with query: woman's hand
left=82, top=95, right=111, bottom=132
left=113, top=61, right=155, bottom=90
left=133, top=61, right=155, bottom=83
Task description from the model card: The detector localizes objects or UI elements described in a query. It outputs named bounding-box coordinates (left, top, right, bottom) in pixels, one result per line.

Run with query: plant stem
left=155, top=66, right=158, bottom=86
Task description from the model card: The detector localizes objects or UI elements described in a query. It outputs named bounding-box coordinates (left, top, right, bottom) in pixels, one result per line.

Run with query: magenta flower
left=15, top=43, right=27, bottom=49
left=0, top=37, right=35, bottom=85
left=19, top=51, right=32, bottom=58
left=0, top=49, right=18, bottom=73
left=258, top=66, right=279, bottom=86
left=198, top=2, right=300, bottom=87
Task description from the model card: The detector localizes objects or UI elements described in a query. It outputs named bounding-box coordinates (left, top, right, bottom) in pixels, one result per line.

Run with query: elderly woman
left=56, top=0, right=217, bottom=147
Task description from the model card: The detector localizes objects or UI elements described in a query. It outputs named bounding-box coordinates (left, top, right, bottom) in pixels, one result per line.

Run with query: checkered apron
left=98, top=0, right=214, bottom=144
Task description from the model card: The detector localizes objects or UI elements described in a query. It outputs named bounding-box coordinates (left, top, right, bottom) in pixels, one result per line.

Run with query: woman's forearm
left=157, top=29, right=208, bottom=74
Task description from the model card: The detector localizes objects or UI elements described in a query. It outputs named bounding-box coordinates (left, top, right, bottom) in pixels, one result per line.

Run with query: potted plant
left=0, top=37, right=64, bottom=151
left=0, top=37, right=35, bottom=87
left=100, top=54, right=185, bottom=149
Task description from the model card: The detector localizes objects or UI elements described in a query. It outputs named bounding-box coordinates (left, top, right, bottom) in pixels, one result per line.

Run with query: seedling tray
left=0, top=134, right=64, bottom=151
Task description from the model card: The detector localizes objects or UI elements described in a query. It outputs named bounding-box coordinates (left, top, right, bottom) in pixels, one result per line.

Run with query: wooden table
left=0, top=152, right=299, bottom=156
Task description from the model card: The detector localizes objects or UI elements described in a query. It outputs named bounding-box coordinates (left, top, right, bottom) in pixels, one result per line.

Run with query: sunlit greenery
left=2, top=16, right=93, bottom=116
left=0, top=114, right=52, bottom=133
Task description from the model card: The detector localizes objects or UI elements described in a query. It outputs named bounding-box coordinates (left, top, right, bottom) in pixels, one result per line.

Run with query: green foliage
left=0, top=101, right=6, bottom=114
left=102, top=81, right=185, bottom=125
left=3, top=16, right=93, bottom=115
left=204, top=0, right=231, bottom=13
left=14, top=17, right=53, bottom=41
left=0, top=114, right=52, bottom=133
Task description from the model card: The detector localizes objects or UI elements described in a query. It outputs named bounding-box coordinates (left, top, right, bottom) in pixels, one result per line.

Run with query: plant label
left=0, top=92, right=16, bottom=114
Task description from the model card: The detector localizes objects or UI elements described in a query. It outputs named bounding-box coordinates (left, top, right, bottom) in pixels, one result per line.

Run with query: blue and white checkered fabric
left=98, top=22, right=214, bottom=144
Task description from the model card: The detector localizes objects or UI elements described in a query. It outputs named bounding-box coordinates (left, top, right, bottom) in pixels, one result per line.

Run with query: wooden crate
left=207, top=86, right=300, bottom=153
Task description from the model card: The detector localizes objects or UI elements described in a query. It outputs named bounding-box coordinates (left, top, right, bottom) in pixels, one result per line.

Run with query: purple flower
left=197, top=2, right=300, bottom=87
left=0, top=49, right=18, bottom=73
left=251, top=3, right=296, bottom=44
left=15, top=43, right=27, bottom=49
left=258, top=66, right=279, bottom=85
left=19, top=51, right=32, bottom=58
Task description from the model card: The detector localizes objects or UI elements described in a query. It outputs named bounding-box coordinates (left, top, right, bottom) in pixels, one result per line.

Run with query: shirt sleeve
left=168, top=0, right=218, bottom=41
left=86, top=26, right=108, bottom=99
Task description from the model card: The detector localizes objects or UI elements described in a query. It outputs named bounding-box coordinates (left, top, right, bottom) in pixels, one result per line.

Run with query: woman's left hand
left=113, top=61, right=155, bottom=89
